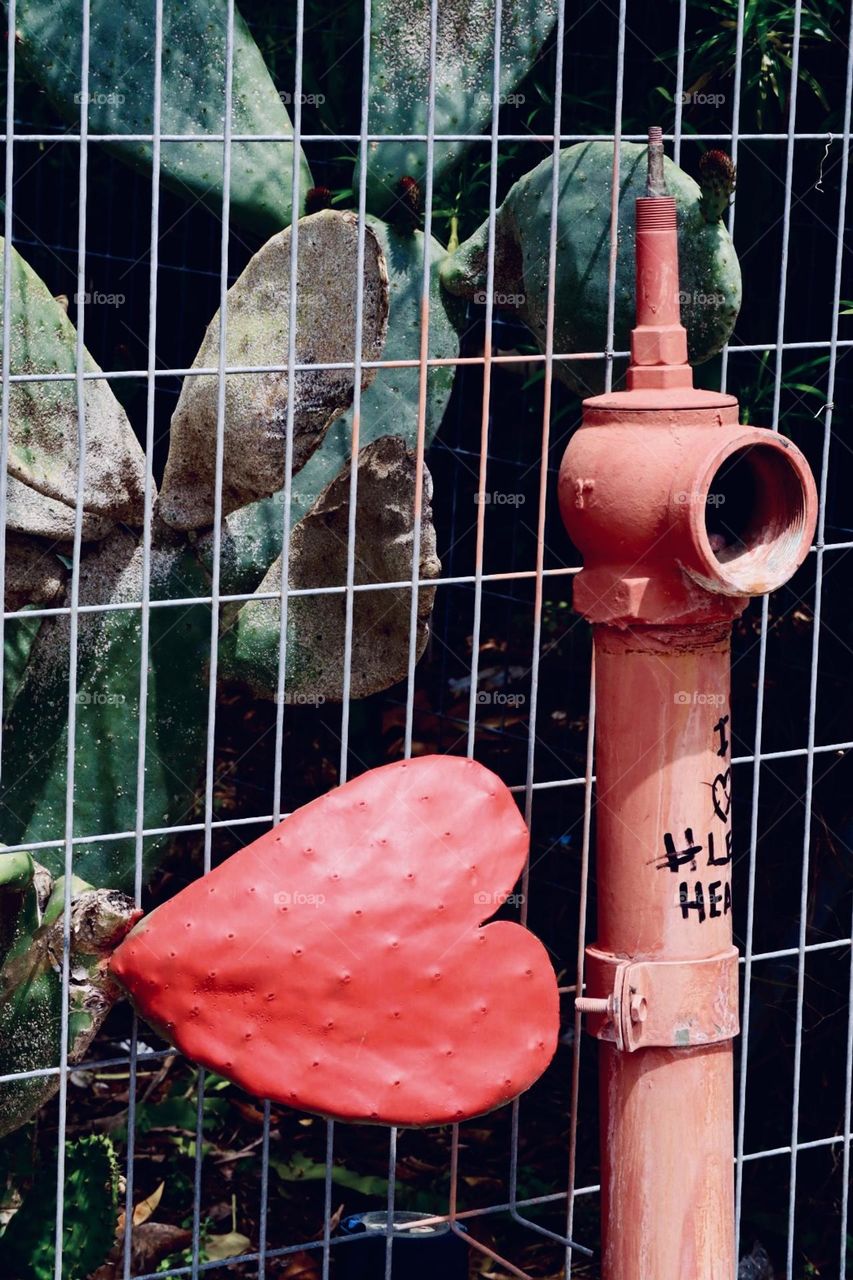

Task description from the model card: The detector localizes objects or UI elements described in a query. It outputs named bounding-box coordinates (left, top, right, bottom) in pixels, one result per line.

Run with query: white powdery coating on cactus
left=2, top=242, right=146, bottom=533
left=159, top=210, right=390, bottom=531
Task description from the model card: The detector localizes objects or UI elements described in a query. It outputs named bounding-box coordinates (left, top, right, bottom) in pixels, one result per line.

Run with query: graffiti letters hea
left=657, top=713, right=734, bottom=924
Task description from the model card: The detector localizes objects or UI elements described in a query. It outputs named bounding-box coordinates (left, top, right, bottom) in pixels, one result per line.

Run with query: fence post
left=559, top=129, right=818, bottom=1279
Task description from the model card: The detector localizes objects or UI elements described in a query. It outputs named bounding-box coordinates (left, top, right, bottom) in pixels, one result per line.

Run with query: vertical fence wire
left=464, top=0, right=505, bottom=757
left=54, top=2, right=92, bottom=1274
left=729, top=0, right=759, bottom=1241
left=786, top=0, right=852, bottom=1271
left=565, top=664, right=597, bottom=1278
left=263, top=1, right=308, bottom=1274
left=123, top=0, right=164, bottom=1272
left=191, top=3, right=236, bottom=1275
left=402, top=0, right=439, bottom=760
left=336, top=0, right=374, bottom=773
left=453, top=5, right=507, bottom=1266
left=672, top=0, right=687, bottom=164
left=0, top=0, right=15, bottom=765
left=719, top=0, right=746, bottom=394
left=507, top=0, right=578, bottom=1253
left=317, top=3, right=377, bottom=1275
left=765, top=4, right=811, bottom=1274
left=733, top=0, right=805, bottom=1256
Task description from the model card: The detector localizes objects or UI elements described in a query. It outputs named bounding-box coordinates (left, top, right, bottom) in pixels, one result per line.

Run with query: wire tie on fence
left=815, top=133, right=832, bottom=192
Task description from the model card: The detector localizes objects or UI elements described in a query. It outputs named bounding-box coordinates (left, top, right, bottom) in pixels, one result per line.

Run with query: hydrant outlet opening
left=697, top=442, right=812, bottom=595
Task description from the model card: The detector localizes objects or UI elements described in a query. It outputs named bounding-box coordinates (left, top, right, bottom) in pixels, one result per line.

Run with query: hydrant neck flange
left=583, top=389, right=738, bottom=414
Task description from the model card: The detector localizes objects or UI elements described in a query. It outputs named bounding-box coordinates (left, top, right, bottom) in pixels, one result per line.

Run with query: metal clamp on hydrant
left=560, top=128, right=818, bottom=1280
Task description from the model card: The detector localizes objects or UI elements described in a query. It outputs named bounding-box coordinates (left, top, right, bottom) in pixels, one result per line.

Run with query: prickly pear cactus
left=1, top=237, right=145, bottom=540
left=0, top=1133, right=119, bottom=1279
left=439, top=140, right=742, bottom=396
left=0, top=526, right=213, bottom=892
left=0, top=209, right=449, bottom=1134
left=15, top=0, right=313, bottom=235
left=220, top=435, right=440, bottom=701
left=360, top=0, right=558, bottom=216
left=199, top=218, right=458, bottom=594
left=211, top=218, right=456, bottom=697
left=0, top=850, right=138, bottom=1138
left=159, top=210, right=390, bottom=529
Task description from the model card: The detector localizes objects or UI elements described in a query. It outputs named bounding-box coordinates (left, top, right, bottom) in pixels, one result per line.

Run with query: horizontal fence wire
left=0, top=0, right=851, bottom=1276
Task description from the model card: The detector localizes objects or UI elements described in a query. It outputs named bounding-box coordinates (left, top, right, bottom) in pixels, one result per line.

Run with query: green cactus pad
left=0, top=1134, right=119, bottom=1279
left=358, top=0, right=558, bottom=217
left=199, top=217, right=459, bottom=596
left=0, top=525, right=211, bottom=892
left=15, top=0, right=313, bottom=235
left=0, top=876, right=138, bottom=1137
left=159, top=210, right=390, bottom=530
left=0, top=850, right=38, bottom=967
left=220, top=435, right=440, bottom=702
left=1, top=239, right=146, bottom=539
left=4, top=612, right=42, bottom=714
left=439, top=141, right=742, bottom=396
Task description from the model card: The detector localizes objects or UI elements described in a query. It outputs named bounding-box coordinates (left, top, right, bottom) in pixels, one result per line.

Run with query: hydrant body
left=561, top=140, right=817, bottom=1279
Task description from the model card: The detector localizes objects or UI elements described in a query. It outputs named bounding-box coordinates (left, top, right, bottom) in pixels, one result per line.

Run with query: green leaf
left=270, top=1152, right=389, bottom=1198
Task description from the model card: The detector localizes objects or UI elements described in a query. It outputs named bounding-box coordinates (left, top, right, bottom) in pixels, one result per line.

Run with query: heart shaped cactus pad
left=110, top=755, right=559, bottom=1126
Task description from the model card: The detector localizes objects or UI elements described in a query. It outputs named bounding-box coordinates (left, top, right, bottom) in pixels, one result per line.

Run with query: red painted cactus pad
left=110, top=755, right=559, bottom=1125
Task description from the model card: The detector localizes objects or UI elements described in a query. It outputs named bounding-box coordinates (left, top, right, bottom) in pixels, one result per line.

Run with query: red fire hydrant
left=560, top=130, right=817, bottom=1279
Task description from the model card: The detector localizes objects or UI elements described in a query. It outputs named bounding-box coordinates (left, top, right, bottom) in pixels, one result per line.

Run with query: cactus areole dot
left=109, top=756, right=559, bottom=1126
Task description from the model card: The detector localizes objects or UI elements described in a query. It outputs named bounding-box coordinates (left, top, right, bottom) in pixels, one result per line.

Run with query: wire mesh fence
left=0, top=0, right=851, bottom=1277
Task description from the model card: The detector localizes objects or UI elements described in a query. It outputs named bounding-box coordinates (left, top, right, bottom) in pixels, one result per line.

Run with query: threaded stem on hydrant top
left=646, top=124, right=667, bottom=198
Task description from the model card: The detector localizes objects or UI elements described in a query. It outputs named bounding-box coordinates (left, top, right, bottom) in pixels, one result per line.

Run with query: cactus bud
left=394, top=175, right=422, bottom=227
left=305, top=185, right=333, bottom=215
left=699, top=150, right=736, bottom=224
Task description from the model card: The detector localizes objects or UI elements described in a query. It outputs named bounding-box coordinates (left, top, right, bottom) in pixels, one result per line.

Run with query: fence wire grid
left=0, top=0, right=852, bottom=1277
